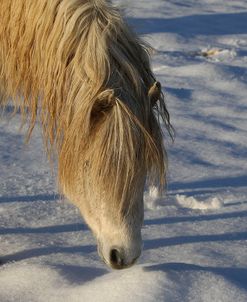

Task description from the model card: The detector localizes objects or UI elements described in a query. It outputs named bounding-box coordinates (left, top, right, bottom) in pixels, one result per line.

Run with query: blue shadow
left=144, top=231, right=247, bottom=250
left=145, top=210, right=247, bottom=226
left=1, top=245, right=95, bottom=264
left=0, top=194, right=59, bottom=203
left=127, top=12, right=247, bottom=36
left=54, top=264, right=108, bottom=284
left=169, top=175, right=247, bottom=192
left=144, top=262, right=247, bottom=291
left=0, top=222, right=88, bottom=235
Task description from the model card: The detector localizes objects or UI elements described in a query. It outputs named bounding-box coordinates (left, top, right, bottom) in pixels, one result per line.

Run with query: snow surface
left=1, top=0, right=247, bottom=301
left=175, top=194, right=223, bottom=210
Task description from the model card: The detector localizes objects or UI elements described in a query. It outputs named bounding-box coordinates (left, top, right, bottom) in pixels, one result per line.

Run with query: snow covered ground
left=1, top=0, right=247, bottom=301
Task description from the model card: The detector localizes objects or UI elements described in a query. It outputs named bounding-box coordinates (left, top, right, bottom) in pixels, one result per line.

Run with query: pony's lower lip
left=101, top=257, right=138, bottom=270
left=109, top=257, right=138, bottom=270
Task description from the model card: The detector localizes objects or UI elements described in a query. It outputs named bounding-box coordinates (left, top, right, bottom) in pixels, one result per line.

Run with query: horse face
left=61, top=83, right=164, bottom=269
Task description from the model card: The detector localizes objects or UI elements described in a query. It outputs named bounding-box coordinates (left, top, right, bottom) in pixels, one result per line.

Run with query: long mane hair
left=0, top=0, right=172, bottom=207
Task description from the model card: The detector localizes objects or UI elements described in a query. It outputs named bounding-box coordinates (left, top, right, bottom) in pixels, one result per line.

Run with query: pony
left=0, top=0, right=172, bottom=269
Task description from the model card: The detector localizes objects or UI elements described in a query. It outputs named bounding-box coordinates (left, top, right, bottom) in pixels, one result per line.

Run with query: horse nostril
left=110, top=248, right=124, bottom=269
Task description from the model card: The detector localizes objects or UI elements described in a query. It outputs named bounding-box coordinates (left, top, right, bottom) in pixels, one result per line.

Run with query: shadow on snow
left=169, top=174, right=247, bottom=192
left=0, top=245, right=95, bottom=264
left=0, top=222, right=88, bottom=235
left=145, top=210, right=247, bottom=226
left=127, top=12, right=247, bottom=36
left=144, top=231, right=247, bottom=250
left=0, top=193, right=59, bottom=203
left=144, top=262, right=247, bottom=291
left=53, top=264, right=108, bottom=284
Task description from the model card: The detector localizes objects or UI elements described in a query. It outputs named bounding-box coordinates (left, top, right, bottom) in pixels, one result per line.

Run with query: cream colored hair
left=0, top=0, right=172, bottom=209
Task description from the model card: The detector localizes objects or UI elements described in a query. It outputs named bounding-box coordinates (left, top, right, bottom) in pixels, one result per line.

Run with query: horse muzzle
left=98, top=242, right=142, bottom=270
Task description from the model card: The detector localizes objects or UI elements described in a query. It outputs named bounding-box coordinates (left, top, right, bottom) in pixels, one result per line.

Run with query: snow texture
left=1, top=0, right=247, bottom=301
left=175, top=194, right=223, bottom=210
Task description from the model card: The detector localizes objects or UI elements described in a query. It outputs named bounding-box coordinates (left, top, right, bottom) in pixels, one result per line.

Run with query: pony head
left=58, top=73, right=172, bottom=269
left=0, top=0, right=172, bottom=269
left=59, top=81, right=170, bottom=269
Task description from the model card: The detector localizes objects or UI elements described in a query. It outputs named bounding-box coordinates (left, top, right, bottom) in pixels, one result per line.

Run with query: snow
left=175, top=194, right=223, bottom=210
left=1, top=0, right=247, bottom=301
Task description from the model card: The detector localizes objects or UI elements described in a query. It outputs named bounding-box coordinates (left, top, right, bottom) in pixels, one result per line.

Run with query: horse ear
left=148, top=81, right=161, bottom=106
left=90, top=90, right=115, bottom=123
